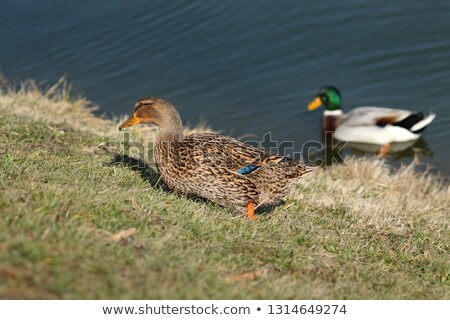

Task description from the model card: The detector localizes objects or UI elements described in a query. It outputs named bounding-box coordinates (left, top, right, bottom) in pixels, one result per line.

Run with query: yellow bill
left=119, top=115, right=141, bottom=130
left=307, top=96, right=323, bottom=111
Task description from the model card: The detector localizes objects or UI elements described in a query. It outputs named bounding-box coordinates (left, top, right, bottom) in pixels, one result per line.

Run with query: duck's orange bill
left=119, top=116, right=141, bottom=130
left=307, top=96, right=323, bottom=111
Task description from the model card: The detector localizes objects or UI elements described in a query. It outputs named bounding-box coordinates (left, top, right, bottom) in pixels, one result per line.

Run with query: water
left=2, top=0, right=450, bottom=174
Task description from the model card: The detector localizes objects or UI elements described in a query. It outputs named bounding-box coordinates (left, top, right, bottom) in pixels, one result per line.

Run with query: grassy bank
left=0, top=80, right=449, bottom=299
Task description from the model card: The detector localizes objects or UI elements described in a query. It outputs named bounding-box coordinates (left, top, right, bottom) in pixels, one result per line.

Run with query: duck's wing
left=182, top=132, right=284, bottom=171
left=342, top=107, right=435, bottom=132
left=178, top=133, right=314, bottom=208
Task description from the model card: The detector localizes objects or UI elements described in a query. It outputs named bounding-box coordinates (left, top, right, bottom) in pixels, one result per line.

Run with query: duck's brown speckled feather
left=155, top=132, right=313, bottom=212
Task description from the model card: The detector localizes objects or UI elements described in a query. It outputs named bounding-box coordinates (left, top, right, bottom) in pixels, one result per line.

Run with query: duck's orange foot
left=379, top=143, right=390, bottom=157
left=247, top=202, right=256, bottom=221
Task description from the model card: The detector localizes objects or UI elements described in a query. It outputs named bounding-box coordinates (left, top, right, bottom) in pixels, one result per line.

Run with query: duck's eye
left=134, top=103, right=144, bottom=112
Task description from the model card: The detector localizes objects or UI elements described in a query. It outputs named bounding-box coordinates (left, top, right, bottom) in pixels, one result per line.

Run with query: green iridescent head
left=308, top=86, right=342, bottom=111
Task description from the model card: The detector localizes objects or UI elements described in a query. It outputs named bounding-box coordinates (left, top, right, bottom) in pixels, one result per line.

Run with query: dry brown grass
left=0, top=77, right=111, bottom=135
left=295, top=157, right=449, bottom=232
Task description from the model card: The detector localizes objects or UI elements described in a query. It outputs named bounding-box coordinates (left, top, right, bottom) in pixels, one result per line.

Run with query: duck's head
left=119, top=96, right=182, bottom=133
left=307, top=86, right=342, bottom=111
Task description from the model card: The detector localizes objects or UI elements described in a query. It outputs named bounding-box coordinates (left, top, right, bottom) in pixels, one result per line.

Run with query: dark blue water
left=1, top=0, right=450, bottom=174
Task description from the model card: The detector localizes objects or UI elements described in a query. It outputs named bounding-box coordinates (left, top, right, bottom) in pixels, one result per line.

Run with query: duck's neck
left=322, top=109, right=343, bottom=132
left=324, top=109, right=343, bottom=116
left=157, top=117, right=184, bottom=143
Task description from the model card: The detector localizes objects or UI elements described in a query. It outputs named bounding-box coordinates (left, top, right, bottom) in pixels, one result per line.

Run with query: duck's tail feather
left=410, top=113, right=436, bottom=133
left=393, top=112, right=436, bottom=133
left=284, top=159, right=316, bottom=176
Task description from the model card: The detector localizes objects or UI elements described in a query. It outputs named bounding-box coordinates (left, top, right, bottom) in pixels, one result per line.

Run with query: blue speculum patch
left=236, top=164, right=260, bottom=175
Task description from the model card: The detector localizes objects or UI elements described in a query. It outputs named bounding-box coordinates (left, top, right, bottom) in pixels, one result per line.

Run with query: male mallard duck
left=307, top=86, right=436, bottom=155
left=119, top=97, right=314, bottom=220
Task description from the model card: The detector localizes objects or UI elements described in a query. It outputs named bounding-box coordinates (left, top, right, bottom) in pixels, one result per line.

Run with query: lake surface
left=2, top=0, right=450, bottom=174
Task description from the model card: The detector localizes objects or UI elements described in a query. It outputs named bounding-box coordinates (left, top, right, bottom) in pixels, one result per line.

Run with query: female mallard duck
left=119, top=96, right=314, bottom=220
left=307, top=86, right=436, bottom=154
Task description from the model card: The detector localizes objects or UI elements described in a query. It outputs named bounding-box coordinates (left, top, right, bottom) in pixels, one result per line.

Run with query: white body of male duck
left=307, top=86, right=436, bottom=154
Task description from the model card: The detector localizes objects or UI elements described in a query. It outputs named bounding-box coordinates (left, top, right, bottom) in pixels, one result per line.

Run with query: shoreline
left=0, top=79, right=448, bottom=299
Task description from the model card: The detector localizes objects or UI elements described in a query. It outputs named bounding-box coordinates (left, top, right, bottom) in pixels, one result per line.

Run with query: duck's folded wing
left=183, top=133, right=284, bottom=171
left=342, top=106, right=415, bottom=127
